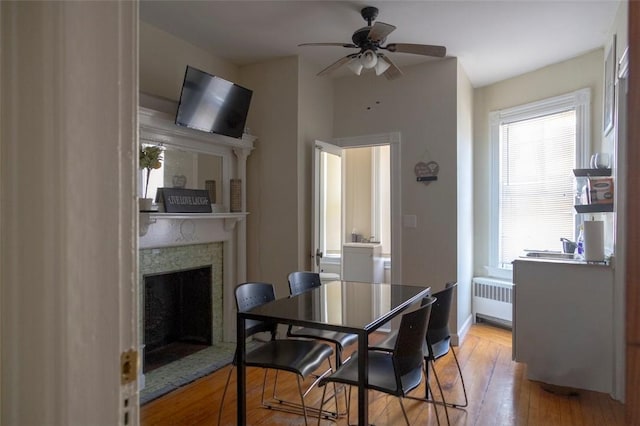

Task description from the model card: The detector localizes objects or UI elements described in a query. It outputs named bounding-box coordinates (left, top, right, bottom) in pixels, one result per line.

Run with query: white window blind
left=498, top=110, right=577, bottom=265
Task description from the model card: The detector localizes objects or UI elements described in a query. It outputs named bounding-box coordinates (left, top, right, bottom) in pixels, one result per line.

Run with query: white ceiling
left=139, top=0, right=620, bottom=88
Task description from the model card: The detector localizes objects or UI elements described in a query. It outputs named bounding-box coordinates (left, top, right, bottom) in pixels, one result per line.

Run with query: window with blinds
left=489, top=89, right=590, bottom=270
left=499, top=110, right=576, bottom=266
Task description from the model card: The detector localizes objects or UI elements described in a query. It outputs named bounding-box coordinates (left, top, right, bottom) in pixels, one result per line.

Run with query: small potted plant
left=139, top=145, right=163, bottom=211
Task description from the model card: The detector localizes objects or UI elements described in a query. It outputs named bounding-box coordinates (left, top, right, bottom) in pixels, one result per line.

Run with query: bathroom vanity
left=342, top=243, right=384, bottom=283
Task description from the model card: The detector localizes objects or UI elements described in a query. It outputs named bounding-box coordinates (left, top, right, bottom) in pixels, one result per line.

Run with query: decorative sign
left=161, top=188, right=212, bottom=213
left=414, top=161, right=440, bottom=186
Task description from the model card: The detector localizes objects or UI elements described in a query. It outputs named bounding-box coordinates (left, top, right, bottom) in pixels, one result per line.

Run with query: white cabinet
left=342, top=243, right=384, bottom=283
left=512, top=259, right=613, bottom=393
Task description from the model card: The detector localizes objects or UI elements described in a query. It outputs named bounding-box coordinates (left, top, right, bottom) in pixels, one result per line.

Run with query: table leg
left=236, top=314, right=247, bottom=425
left=357, top=330, right=368, bottom=425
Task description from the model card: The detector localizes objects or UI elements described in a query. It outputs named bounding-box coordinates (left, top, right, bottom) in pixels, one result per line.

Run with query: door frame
left=332, top=132, right=402, bottom=284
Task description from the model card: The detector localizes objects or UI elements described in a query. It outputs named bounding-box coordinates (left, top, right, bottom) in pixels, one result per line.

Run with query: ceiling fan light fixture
left=375, top=56, right=390, bottom=76
left=347, top=57, right=364, bottom=75
left=360, top=49, right=378, bottom=69
left=300, top=7, right=447, bottom=80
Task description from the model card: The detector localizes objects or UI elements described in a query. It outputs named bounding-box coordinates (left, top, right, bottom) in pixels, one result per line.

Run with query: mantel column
left=233, top=147, right=252, bottom=286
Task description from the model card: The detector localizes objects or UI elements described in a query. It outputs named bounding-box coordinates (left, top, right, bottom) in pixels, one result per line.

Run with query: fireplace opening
left=143, top=266, right=212, bottom=373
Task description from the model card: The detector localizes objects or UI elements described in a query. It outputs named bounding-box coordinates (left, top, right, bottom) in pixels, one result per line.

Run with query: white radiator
left=472, top=277, right=513, bottom=326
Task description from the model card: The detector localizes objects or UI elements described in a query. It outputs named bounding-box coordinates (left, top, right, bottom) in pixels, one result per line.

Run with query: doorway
left=313, top=132, right=401, bottom=284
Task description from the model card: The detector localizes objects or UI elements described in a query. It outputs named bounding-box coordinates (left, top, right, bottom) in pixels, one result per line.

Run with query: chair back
left=288, top=271, right=322, bottom=296
left=393, top=297, right=435, bottom=382
left=235, top=282, right=278, bottom=338
left=425, top=282, right=456, bottom=344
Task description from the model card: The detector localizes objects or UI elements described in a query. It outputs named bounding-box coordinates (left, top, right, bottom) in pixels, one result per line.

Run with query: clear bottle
left=575, top=225, right=585, bottom=259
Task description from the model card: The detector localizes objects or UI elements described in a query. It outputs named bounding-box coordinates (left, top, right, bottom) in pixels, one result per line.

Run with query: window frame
left=489, top=88, right=591, bottom=273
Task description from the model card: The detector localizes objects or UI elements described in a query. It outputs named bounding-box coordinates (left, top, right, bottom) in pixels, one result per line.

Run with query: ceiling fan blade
left=380, top=54, right=403, bottom=80
left=367, top=22, right=396, bottom=43
left=299, top=42, right=357, bottom=48
left=385, top=43, right=446, bottom=57
left=317, top=54, right=357, bottom=77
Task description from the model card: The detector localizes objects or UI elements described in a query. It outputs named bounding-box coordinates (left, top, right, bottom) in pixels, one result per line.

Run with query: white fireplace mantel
left=139, top=213, right=248, bottom=248
left=140, top=212, right=247, bottom=237
left=139, top=101, right=255, bottom=342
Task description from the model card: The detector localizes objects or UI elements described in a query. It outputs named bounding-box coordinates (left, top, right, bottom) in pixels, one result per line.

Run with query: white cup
left=590, top=153, right=610, bottom=169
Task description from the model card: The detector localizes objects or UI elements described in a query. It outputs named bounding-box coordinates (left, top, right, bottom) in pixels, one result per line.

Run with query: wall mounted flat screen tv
left=175, top=66, right=253, bottom=139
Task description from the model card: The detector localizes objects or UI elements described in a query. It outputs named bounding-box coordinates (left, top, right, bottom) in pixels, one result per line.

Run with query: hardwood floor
left=141, top=324, right=624, bottom=425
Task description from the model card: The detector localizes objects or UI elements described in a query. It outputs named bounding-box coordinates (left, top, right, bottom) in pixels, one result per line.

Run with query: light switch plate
left=403, top=214, right=417, bottom=228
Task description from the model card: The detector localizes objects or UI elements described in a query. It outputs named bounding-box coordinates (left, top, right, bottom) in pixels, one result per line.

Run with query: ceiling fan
left=299, top=6, right=446, bottom=80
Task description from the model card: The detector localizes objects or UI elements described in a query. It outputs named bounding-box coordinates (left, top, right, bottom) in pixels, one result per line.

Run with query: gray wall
left=298, top=57, right=335, bottom=271
left=333, top=59, right=460, bottom=291
left=239, top=57, right=301, bottom=297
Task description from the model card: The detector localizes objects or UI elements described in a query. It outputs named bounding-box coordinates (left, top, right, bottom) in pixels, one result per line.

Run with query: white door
left=312, top=141, right=344, bottom=275
left=1, top=2, right=139, bottom=424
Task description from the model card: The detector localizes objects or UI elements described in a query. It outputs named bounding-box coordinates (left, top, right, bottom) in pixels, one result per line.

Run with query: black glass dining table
left=236, top=280, right=431, bottom=425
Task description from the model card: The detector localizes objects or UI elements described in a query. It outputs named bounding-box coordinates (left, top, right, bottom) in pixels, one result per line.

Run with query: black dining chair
left=423, top=282, right=468, bottom=408
left=217, top=282, right=335, bottom=426
left=317, top=298, right=439, bottom=426
left=369, top=282, right=467, bottom=424
left=286, top=271, right=358, bottom=367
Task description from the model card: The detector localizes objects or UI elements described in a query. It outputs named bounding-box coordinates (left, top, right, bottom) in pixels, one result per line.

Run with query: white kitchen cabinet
left=512, top=259, right=613, bottom=393
left=342, top=243, right=384, bottom=283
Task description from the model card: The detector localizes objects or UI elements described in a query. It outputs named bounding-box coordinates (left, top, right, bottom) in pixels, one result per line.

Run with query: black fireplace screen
left=143, top=266, right=212, bottom=372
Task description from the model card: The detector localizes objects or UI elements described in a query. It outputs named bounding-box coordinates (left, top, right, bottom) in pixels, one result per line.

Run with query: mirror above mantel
left=139, top=104, right=256, bottom=214
left=143, top=143, right=224, bottom=207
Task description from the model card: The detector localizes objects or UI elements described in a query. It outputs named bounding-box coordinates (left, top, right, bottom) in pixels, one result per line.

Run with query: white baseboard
left=452, top=313, right=473, bottom=346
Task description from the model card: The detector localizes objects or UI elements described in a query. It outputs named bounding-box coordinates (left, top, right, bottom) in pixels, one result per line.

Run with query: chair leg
left=271, top=369, right=284, bottom=403
left=416, top=350, right=468, bottom=410
left=217, top=365, right=234, bottom=426
left=424, top=358, right=430, bottom=399
left=261, top=369, right=271, bottom=408
left=405, top=360, right=451, bottom=425
left=340, top=381, right=349, bottom=417
left=268, top=355, right=339, bottom=417
left=399, top=397, right=411, bottom=425
left=317, top=382, right=328, bottom=426
left=332, top=349, right=351, bottom=417
left=322, top=356, right=348, bottom=416
left=424, top=380, right=441, bottom=426
left=346, top=385, right=352, bottom=425
left=263, top=367, right=338, bottom=419
left=235, top=359, right=338, bottom=422
left=222, top=365, right=326, bottom=425
left=325, top=375, right=346, bottom=417
left=317, top=381, right=348, bottom=426
left=428, top=360, right=451, bottom=426
left=450, top=346, right=469, bottom=408
left=296, top=376, right=309, bottom=426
